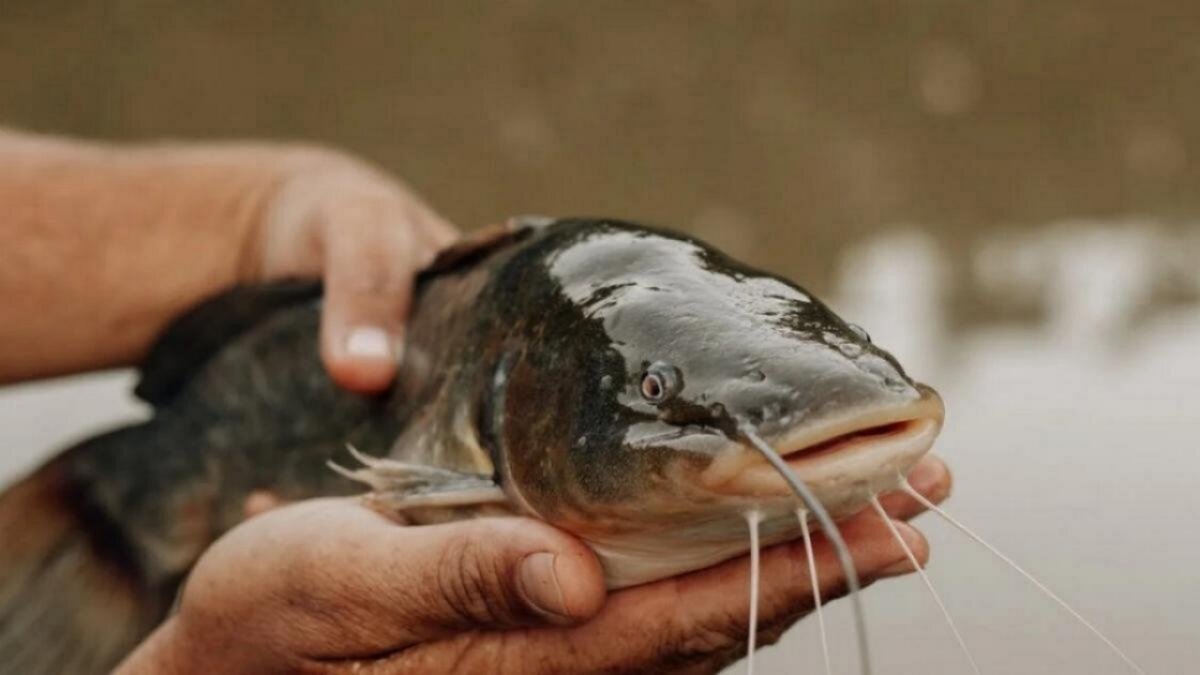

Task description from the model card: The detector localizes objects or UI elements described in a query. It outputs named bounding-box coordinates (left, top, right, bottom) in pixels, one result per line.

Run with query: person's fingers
left=670, top=509, right=928, bottom=653
left=389, top=512, right=927, bottom=675
left=409, top=204, right=459, bottom=251
left=874, top=453, right=953, bottom=521
left=559, top=461, right=945, bottom=672
left=260, top=157, right=458, bottom=393
left=366, top=461, right=952, bottom=674
left=319, top=217, right=422, bottom=393
left=183, top=499, right=606, bottom=663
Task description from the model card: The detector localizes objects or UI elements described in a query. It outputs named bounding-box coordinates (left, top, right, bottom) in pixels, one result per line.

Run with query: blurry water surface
left=2, top=219, right=1195, bottom=674
left=756, top=220, right=1200, bottom=674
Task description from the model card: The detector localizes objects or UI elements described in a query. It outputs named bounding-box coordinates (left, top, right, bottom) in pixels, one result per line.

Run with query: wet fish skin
left=447, top=219, right=929, bottom=585
left=484, top=221, right=921, bottom=517
left=0, top=216, right=933, bottom=674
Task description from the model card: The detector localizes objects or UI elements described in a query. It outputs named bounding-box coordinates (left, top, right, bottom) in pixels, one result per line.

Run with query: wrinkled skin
left=119, top=456, right=951, bottom=674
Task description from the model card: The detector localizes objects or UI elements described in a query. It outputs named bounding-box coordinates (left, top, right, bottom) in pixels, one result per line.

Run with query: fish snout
left=717, top=345, right=922, bottom=438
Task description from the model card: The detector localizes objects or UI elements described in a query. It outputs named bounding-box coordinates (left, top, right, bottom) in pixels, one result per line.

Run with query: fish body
left=0, top=217, right=942, bottom=673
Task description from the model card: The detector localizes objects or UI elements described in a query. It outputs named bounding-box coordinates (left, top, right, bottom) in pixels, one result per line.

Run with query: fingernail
left=516, top=552, right=571, bottom=623
left=344, top=326, right=395, bottom=361
left=879, top=558, right=915, bottom=578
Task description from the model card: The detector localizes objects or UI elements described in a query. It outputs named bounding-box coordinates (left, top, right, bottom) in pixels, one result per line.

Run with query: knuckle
left=756, top=619, right=790, bottom=648
left=340, top=271, right=411, bottom=297
left=435, top=531, right=517, bottom=627
left=663, top=600, right=746, bottom=667
left=679, top=612, right=745, bottom=655
left=325, top=242, right=416, bottom=300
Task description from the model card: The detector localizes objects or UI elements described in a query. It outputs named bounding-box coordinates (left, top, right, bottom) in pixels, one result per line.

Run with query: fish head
left=488, top=220, right=944, bottom=585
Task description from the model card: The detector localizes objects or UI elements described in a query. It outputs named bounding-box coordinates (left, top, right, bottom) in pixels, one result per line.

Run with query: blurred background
left=1, top=2, right=1197, bottom=673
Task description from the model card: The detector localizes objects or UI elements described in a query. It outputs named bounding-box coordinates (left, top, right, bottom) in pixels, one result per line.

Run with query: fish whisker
left=797, top=508, right=833, bottom=675
left=739, top=424, right=873, bottom=675
left=744, top=510, right=762, bottom=675
left=900, top=476, right=1146, bottom=674
left=869, top=495, right=981, bottom=675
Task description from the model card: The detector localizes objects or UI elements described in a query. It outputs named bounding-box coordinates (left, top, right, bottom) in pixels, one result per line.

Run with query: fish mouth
left=702, top=386, right=945, bottom=500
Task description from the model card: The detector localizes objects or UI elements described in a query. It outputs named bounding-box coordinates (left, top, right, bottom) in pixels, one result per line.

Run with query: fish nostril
left=856, top=354, right=908, bottom=389
left=761, top=402, right=781, bottom=422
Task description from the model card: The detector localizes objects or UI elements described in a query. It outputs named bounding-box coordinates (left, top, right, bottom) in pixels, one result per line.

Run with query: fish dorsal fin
left=134, top=280, right=322, bottom=406
left=421, top=215, right=552, bottom=278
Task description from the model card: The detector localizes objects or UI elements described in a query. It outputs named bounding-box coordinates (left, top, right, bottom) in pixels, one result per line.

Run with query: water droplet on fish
left=848, top=323, right=871, bottom=343
left=838, top=341, right=864, bottom=358
left=599, top=375, right=613, bottom=390
left=576, top=435, right=588, bottom=447
left=708, top=402, right=727, bottom=418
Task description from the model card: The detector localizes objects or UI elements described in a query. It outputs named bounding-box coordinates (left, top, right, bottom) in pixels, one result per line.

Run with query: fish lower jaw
left=704, top=416, right=941, bottom=509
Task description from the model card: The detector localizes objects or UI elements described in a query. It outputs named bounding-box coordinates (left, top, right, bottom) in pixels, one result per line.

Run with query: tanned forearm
left=0, top=129, right=307, bottom=382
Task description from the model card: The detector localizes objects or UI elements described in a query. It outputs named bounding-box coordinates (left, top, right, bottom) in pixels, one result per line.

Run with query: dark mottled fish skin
left=0, top=217, right=933, bottom=674
left=0, top=224, right=527, bottom=674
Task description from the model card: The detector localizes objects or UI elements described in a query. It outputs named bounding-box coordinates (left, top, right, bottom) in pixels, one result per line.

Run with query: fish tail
left=0, top=433, right=171, bottom=675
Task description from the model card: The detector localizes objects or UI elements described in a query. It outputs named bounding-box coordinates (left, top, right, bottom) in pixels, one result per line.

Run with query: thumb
left=214, top=501, right=607, bottom=659
left=399, top=517, right=608, bottom=634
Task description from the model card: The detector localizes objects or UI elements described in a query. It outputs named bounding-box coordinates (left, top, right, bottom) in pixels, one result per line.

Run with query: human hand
left=248, top=150, right=457, bottom=393
left=117, top=456, right=950, bottom=675
left=0, top=133, right=457, bottom=385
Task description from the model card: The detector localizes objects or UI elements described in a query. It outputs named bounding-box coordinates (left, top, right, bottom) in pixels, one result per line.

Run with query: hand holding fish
left=0, top=128, right=455, bottom=391
left=2, top=136, right=1149, bottom=675
left=116, top=457, right=950, bottom=675
left=252, top=147, right=457, bottom=392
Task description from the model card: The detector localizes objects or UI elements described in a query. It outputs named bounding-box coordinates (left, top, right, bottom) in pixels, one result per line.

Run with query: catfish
left=0, top=217, right=946, bottom=673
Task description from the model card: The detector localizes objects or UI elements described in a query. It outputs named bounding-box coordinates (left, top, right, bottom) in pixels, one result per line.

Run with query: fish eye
left=640, top=362, right=682, bottom=403
left=848, top=323, right=871, bottom=343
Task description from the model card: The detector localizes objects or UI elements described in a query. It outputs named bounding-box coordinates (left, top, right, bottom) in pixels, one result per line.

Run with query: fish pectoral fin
left=328, top=445, right=507, bottom=512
